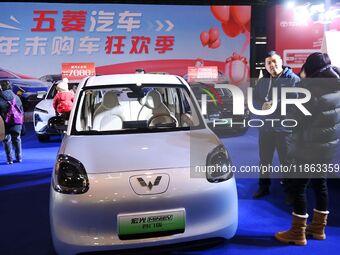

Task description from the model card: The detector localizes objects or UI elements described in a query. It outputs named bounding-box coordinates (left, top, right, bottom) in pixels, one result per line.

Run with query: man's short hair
left=266, top=50, right=280, bottom=58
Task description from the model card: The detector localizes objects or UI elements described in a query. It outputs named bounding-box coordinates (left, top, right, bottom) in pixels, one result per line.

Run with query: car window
left=0, top=70, right=19, bottom=79
left=219, top=88, right=232, bottom=97
left=46, top=85, right=57, bottom=99
left=73, top=84, right=203, bottom=134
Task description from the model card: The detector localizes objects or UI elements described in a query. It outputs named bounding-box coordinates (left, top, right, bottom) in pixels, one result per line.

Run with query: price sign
left=62, top=63, right=96, bottom=80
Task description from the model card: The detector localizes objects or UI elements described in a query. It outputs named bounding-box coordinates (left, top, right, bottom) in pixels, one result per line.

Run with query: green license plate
left=118, top=209, right=185, bottom=240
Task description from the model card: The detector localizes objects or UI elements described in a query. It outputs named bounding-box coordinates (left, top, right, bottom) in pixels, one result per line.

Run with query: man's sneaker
left=253, top=187, right=270, bottom=199
left=16, top=155, right=22, bottom=163
left=7, top=160, right=13, bottom=165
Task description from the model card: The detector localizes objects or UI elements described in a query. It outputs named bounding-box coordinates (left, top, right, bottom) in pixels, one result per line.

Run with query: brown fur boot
left=306, top=209, right=329, bottom=240
left=275, top=213, right=308, bottom=245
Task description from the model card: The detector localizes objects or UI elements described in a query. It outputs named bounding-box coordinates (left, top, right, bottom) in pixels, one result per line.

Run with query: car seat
left=92, top=91, right=125, bottom=131
left=137, top=90, right=178, bottom=127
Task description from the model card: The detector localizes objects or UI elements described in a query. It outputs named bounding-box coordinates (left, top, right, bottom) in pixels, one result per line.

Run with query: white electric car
left=33, top=81, right=78, bottom=142
left=50, top=74, right=238, bottom=255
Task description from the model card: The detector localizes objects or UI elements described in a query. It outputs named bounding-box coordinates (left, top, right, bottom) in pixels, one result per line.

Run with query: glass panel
left=74, top=85, right=203, bottom=134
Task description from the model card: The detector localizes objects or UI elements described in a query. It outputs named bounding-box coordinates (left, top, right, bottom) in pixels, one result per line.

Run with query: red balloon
left=209, top=38, right=221, bottom=49
left=209, top=27, right=219, bottom=43
left=210, top=6, right=230, bottom=23
left=230, top=6, right=251, bottom=27
left=200, top=31, right=209, bottom=46
left=222, top=18, right=242, bottom=38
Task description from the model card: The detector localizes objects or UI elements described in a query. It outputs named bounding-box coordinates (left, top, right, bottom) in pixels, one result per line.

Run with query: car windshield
left=46, top=83, right=78, bottom=99
left=0, top=70, right=19, bottom=79
left=39, top=74, right=62, bottom=83
left=73, top=84, right=204, bottom=134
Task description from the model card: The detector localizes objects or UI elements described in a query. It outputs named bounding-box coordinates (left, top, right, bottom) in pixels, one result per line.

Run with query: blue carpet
left=0, top=125, right=339, bottom=255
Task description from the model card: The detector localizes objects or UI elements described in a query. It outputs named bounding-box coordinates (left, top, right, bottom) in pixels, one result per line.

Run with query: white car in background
left=33, top=81, right=78, bottom=142
left=50, top=73, right=238, bottom=255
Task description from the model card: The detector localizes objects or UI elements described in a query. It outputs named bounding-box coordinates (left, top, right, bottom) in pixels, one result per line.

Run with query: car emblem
left=130, top=174, right=170, bottom=195
left=137, top=176, right=162, bottom=190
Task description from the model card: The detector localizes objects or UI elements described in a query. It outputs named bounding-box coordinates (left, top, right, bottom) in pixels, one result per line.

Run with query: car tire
left=37, top=134, right=49, bottom=142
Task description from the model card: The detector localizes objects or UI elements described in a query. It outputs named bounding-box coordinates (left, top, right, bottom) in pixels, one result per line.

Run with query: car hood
left=59, top=129, right=221, bottom=174
left=35, top=99, right=54, bottom=114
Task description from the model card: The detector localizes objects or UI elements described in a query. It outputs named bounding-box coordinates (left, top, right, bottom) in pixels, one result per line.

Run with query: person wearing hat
left=0, top=80, right=24, bottom=164
left=252, top=51, right=300, bottom=199
left=53, top=78, right=74, bottom=120
left=275, top=52, right=340, bottom=245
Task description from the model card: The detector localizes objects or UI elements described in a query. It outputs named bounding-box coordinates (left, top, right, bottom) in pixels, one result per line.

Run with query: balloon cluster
left=200, top=27, right=221, bottom=48
left=211, top=6, right=251, bottom=38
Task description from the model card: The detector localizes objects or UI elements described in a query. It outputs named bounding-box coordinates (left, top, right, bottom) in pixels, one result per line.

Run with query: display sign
left=283, top=49, right=316, bottom=68
left=62, top=62, right=95, bottom=80
left=187, top=66, right=218, bottom=83
left=118, top=209, right=185, bottom=239
left=321, top=30, right=340, bottom=67
left=274, top=4, right=340, bottom=71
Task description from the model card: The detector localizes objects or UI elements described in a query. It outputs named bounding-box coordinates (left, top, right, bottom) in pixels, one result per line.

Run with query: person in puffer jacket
left=0, top=80, right=24, bottom=164
left=53, top=78, right=74, bottom=120
left=275, top=52, right=340, bottom=246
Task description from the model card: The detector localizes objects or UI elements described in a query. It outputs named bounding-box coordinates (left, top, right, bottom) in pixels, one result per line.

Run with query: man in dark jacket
left=0, top=80, right=24, bottom=164
left=252, top=51, right=300, bottom=198
left=275, top=52, right=340, bottom=245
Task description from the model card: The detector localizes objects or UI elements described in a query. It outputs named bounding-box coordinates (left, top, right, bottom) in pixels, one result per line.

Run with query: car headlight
left=34, top=113, right=43, bottom=124
left=53, top=155, right=89, bottom=194
left=206, top=145, right=233, bottom=183
left=34, top=107, right=48, bottom=114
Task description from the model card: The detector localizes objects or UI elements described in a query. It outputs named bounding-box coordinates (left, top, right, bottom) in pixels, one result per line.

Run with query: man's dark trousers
left=258, top=130, right=293, bottom=188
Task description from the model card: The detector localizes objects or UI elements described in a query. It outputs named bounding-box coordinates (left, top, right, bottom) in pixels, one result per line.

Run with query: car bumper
left=50, top=168, right=238, bottom=255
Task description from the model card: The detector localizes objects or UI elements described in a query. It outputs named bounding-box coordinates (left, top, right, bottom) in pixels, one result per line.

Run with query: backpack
left=5, top=98, right=24, bottom=125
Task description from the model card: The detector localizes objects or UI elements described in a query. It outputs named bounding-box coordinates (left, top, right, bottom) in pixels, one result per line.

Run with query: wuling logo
left=137, top=176, right=162, bottom=190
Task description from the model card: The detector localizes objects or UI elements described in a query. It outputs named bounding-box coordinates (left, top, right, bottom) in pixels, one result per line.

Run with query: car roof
left=0, top=68, right=20, bottom=78
left=83, top=74, right=184, bottom=87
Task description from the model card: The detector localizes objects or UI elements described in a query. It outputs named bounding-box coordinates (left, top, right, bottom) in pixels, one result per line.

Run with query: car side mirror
left=48, top=116, right=68, bottom=132
left=37, top=91, right=47, bottom=99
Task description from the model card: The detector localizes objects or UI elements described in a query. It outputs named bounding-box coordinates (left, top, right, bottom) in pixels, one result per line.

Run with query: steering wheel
left=147, top=114, right=178, bottom=128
